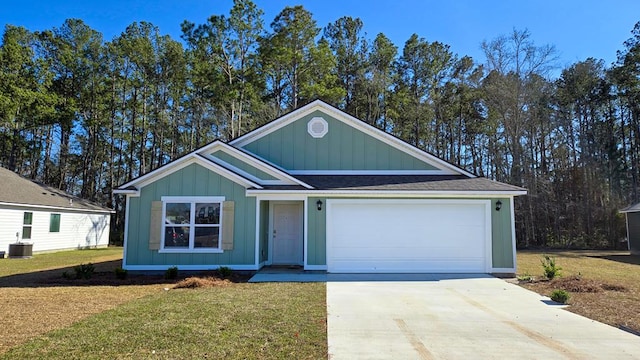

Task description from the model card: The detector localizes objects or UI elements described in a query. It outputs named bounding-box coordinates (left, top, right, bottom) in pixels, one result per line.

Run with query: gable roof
left=0, top=166, right=113, bottom=213
left=115, top=152, right=264, bottom=195
left=230, top=99, right=476, bottom=177
left=115, top=101, right=526, bottom=197
left=114, top=139, right=314, bottom=195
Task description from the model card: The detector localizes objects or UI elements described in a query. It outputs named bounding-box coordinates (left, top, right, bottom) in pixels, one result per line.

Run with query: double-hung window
left=161, top=196, right=224, bottom=252
left=22, top=212, right=33, bottom=239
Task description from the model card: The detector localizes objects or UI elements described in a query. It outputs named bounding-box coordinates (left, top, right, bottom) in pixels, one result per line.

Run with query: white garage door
left=326, top=199, right=490, bottom=273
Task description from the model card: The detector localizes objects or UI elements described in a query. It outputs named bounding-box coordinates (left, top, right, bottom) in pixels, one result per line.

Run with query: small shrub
left=114, top=267, right=128, bottom=280
left=550, top=289, right=570, bottom=304
left=541, top=255, right=562, bottom=280
left=73, top=263, right=95, bottom=279
left=217, top=266, right=233, bottom=278
left=517, top=273, right=533, bottom=282
left=165, top=266, right=179, bottom=279
left=61, top=271, right=73, bottom=279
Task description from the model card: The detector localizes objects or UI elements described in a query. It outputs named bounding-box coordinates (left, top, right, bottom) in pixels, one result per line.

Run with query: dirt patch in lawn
left=550, top=276, right=627, bottom=293
left=517, top=250, right=640, bottom=334
left=173, top=276, right=232, bottom=288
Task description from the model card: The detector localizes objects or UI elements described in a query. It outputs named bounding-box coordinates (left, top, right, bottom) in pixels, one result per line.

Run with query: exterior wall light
left=495, top=200, right=502, bottom=211
left=316, top=200, right=323, bottom=211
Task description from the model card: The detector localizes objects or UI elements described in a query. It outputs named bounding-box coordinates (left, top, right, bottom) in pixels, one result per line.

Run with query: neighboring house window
left=50, top=213, right=61, bottom=232
left=162, top=197, right=224, bottom=252
left=22, top=212, right=33, bottom=239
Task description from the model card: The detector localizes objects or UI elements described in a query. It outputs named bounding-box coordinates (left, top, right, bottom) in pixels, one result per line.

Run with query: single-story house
left=115, top=100, right=526, bottom=274
left=620, top=203, right=640, bottom=255
left=0, top=166, right=113, bottom=255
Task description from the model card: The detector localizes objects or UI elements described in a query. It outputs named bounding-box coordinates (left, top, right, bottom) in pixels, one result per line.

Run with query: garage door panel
left=332, top=241, right=483, bottom=258
left=327, top=200, right=489, bottom=273
left=329, top=258, right=486, bottom=273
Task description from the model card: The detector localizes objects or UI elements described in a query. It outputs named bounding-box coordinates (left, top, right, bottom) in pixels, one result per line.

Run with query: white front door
left=271, top=202, right=303, bottom=265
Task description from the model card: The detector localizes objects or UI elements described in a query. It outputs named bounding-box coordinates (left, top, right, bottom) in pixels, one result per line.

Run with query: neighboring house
left=115, top=100, right=527, bottom=274
left=620, top=203, right=640, bottom=255
left=0, top=166, right=113, bottom=254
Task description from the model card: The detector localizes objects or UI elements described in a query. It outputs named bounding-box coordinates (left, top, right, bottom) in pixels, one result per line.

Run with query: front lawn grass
left=2, top=282, right=327, bottom=360
left=517, top=250, right=640, bottom=333
left=0, top=248, right=327, bottom=359
left=0, top=247, right=123, bottom=278
left=0, top=248, right=170, bottom=353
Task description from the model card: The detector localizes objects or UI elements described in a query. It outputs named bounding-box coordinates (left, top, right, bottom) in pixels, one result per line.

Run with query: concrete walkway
left=327, top=275, right=640, bottom=359
left=248, top=267, right=327, bottom=282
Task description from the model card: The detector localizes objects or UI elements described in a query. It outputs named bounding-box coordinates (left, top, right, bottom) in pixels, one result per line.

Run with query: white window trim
left=49, top=213, right=61, bottom=233
left=22, top=212, right=33, bottom=240
left=159, top=196, right=225, bottom=253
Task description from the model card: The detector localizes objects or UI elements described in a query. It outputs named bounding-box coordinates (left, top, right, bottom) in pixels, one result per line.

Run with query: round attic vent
left=307, top=117, right=328, bottom=138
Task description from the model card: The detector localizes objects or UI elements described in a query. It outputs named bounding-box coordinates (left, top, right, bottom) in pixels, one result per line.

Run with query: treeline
left=1, top=0, right=639, bottom=248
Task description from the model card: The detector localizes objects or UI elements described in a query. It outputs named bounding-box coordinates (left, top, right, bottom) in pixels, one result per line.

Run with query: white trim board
left=510, top=196, right=518, bottom=273
left=121, top=194, right=131, bottom=269
left=288, top=170, right=455, bottom=175
left=229, top=100, right=475, bottom=177
left=255, top=200, right=261, bottom=268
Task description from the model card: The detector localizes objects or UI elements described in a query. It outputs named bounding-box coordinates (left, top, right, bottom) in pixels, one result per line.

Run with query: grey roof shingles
left=0, top=166, right=113, bottom=212
left=620, top=203, right=640, bottom=213
left=258, top=175, right=526, bottom=192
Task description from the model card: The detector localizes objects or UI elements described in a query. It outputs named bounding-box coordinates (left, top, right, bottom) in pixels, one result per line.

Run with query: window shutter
left=222, top=201, right=234, bottom=250
left=149, top=201, right=162, bottom=250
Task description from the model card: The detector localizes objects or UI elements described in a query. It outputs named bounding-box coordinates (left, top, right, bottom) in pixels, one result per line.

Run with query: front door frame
left=268, top=200, right=305, bottom=266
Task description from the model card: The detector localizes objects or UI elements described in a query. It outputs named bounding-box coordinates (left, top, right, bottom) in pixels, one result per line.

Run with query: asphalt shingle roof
left=0, top=166, right=113, bottom=212
left=620, top=203, right=640, bottom=213
left=292, top=175, right=526, bottom=192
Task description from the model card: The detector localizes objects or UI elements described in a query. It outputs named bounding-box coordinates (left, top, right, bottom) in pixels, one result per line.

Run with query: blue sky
left=2, top=0, right=639, bottom=75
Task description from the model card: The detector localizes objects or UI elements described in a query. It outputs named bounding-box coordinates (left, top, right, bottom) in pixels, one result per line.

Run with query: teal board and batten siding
left=210, top=150, right=279, bottom=181
left=307, top=197, right=327, bottom=266
left=126, top=163, right=256, bottom=267
left=490, top=198, right=514, bottom=269
left=241, top=110, right=438, bottom=171
left=305, top=197, right=515, bottom=270
left=627, top=212, right=640, bottom=255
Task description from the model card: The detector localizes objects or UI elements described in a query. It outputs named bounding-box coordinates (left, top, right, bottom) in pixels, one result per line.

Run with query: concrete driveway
left=327, top=274, right=640, bottom=359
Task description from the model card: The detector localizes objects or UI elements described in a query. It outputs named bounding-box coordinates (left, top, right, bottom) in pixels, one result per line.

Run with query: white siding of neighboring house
left=0, top=206, right=110, bottom=254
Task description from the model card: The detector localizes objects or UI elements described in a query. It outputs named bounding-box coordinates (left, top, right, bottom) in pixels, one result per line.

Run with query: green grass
left=1, top=282, right=327, bottom=360
left=0, top=247, right=327, bottom=359
left=0, top=248, right=123, bottom=277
